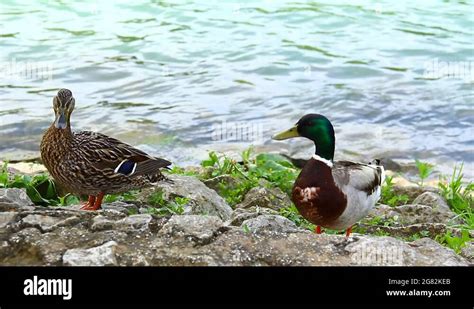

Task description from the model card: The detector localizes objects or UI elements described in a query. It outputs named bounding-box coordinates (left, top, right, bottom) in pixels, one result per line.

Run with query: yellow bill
left=272, top=125, right=300, bottom=140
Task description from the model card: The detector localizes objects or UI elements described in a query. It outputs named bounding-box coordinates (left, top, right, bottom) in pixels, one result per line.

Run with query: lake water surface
left=0, top=0, right=472, bottom=178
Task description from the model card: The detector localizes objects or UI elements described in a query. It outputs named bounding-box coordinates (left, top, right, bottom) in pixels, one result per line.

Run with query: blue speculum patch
left=116, top=160, right=136, bottom=175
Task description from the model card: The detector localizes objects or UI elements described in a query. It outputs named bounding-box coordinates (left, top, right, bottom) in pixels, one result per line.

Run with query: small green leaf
left=415, top=159, right=434, bottom=186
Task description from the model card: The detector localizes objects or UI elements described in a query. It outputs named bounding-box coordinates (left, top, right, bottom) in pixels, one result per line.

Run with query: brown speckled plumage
left=40, top=89, right=171, bottom=209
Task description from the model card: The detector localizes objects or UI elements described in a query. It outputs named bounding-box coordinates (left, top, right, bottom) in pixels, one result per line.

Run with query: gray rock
left=2, top=213, right=470, bottom=266
left=365, top=204, right=397, bottom=220
left=228, top=206, right=278, bottom=226
left=413, top=192, right=451, bottom=212
left=366, top=202, right=458, bottom=227
left=117, top=214, right=152, bottom=231
left=359, top=222, right=448, bottom=239
left=460, top=241, right=473, bottom=264
left=98, top=208, right=128, bottom=220
left=21, top=214, right=80, bottom=232
left=0, top=212, right=18, bottom=229
left=62, top=241, right=119, bottom=266
left=23, top=207, right=92, bottom=218
left=0, top=188, right=34, bottom=211
left=151, top=231, right=468, bottom=266
left=204, top=175, right=242, bottom=194
left=408, top=238, right=468, bottom=266
left=21, top=214, right=63, bottom=232
left=391, top=185, right=438, bottom=202
left=4, top=224, right=131, bottom=265
left=91, top=215, right=116, bottom=232
left=394, top=204, right=458, bottom=225
left=60, top=215, right=81, bottom=225
left=236, top=186, right=291, bottom=211
left=0, top=240, right=11, bottom=261
left=144, top=175, right=233, bottom=221
left=242, top=215, right=302, bottom=234
left=159, top=215, right=225, bottom=243
left=101, top=201, right=139, bottom=216
left=138, top=207, right=151, bottom=214
left=3, top=227, right=45, bottom=265
left=346, top=236, right=467, bottom=266
left=362, top=201, right=462, bottom=239
left=0, top=186, right=470, bottom=266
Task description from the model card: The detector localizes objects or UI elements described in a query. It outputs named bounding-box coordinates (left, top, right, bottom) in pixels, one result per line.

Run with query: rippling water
left=0, top=0, right=473, bottom=178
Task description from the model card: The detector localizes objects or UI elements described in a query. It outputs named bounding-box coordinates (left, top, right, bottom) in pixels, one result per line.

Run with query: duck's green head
left=272, top=114, right=335, bottom=161
left=52, top=88, right=75, bottom=129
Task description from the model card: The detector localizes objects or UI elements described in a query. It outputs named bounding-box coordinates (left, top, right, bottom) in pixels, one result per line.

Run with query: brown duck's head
left=272, top=114, right=335, bottom=161
left=52, top=88, right=75, bottom=129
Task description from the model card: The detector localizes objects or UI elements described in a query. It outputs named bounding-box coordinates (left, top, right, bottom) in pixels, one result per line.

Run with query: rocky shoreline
left=0, top=171, right=472, bottom=266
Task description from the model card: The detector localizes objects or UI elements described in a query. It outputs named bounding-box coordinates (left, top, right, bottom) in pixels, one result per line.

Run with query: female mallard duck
left=40, top=89, right=171, bottom=211
left=272, top=114, right=385, bottom=237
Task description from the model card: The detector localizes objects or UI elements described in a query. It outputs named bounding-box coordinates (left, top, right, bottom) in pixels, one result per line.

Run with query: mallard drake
left=272, top=114, right=385, bottom=237
left=40, top=89, right=171, bottom=211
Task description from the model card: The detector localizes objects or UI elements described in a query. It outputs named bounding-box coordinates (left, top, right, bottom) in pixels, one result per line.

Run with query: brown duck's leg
left=345, top=226, right=353, bottom=238
left=89, top=192, right=105, bottom=211
left=80, top=195, right=96, bottom=210
left=315, top=226, right=322, bottom=234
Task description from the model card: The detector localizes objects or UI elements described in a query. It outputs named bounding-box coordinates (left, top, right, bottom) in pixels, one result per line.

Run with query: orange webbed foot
left=80, top=193, right=104, bottom=211
left=345, top=226, right=353, bottom=238
left=80, top=195, right=96, bottom=210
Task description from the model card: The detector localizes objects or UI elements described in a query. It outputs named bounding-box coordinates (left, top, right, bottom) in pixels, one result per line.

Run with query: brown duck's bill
left=272, top=125, right=300, bottom=140
left=54, top=111, right=67, bottom=129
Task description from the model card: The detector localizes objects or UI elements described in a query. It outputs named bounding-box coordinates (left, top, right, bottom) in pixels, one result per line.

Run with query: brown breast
left=40, top=126, right=75, bottom=191
left=292, top=158, right=347, bottom=227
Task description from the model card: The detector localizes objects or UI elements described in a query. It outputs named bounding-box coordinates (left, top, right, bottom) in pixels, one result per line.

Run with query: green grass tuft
left=436, top=229, right=471, bottom=254
left=0, top=162, right=76, bottom=206
left=193, top=148, right=299, bottom=206
left=146, top=191, right=188, bottom=216
left=415, top=159, right=434, bottom=186
left=380, top=175, right=409, bottom=207
left=438, top=164, right=473, bottom=227
left=104, top=190, right=139, bottom=203
left=279, top=204, right=314, bottom=231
